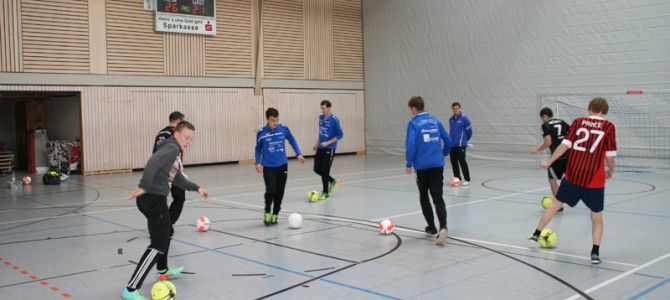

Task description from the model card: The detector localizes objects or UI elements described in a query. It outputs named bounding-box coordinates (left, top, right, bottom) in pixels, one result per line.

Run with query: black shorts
left=547, top=158, right=567, bottom=180
left=555, top=178, right=604, bottom=212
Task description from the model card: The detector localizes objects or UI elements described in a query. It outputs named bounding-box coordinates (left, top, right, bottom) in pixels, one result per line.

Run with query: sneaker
left=436, top=228, right=448, bottom=245
left=425, top=226, right=437, bottom=235
left=264, top=212, right=271, bottom=226
left=121, top=288, right=148, bottom=300
left=157, top=266, right=183, bottom=281
left=271, top=214, right=278, bottom=225
left=328, top=179, right=340, bottom=194
left=318, top=192, right=329, bottom=200
left=461, top=181, right=470, bottom=186
left=591, top=254, right=601, bottom=264
left=527, top=234, right=539, bottom=244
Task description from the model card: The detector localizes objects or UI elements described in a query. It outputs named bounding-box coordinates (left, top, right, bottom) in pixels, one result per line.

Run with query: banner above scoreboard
left=155, top=0, right=216, bottom=36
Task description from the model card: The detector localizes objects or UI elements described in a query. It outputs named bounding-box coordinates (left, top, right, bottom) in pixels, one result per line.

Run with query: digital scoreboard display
left=156, top=0, right=215, bottom=18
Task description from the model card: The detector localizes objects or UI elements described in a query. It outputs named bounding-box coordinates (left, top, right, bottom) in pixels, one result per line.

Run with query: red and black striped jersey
left=562, top=116, right=616, bottom=188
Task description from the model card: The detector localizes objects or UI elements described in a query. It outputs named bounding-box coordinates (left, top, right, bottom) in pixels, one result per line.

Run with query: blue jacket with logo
left=449, top=113, right=473, bottom=147
left=405, top=112, right=452, bottom=170
left=255, top=124, right=302, bottom=167
left=318, top=114, right=344, bottom=149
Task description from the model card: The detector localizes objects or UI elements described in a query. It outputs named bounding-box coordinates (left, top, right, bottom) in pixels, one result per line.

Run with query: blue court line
left=32, top=206, right=402, bottom=300
left=173, top=238, right=402, bottom=300
left=628, top=277, right=670, bottom=300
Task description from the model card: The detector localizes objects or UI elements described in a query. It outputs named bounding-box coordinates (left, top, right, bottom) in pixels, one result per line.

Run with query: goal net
left=539, top=93, right=670, bottom=173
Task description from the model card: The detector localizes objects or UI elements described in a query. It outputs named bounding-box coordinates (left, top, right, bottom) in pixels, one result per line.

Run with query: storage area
left=0, top=91, right=82, bottom=174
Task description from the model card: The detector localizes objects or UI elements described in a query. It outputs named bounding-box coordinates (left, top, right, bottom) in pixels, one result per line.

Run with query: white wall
left=364, top=0, right=670, bottom=160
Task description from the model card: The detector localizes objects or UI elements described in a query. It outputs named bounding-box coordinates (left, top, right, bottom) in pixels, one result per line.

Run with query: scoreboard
left=155, top=0, right=216, bottom=35
left=156, top=0, right=215, bottom=18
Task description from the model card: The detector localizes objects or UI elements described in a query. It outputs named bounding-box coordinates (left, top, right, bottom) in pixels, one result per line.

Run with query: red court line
left=2, top=258, right=72, bottom=298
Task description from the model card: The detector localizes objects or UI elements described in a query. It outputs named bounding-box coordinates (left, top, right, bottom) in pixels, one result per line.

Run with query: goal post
left=538, top=92, right=670, bottom=173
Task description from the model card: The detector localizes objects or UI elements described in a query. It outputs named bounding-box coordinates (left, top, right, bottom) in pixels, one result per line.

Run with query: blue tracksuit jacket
left=405, top=112, right=452, bottom=170
left=318, top=114, right=344, bottom=149
left=255, top=124, right=302, bottom=167
left=449, top=113, right=472, bottom=147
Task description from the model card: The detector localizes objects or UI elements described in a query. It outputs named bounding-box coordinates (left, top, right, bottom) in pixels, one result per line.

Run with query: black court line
left=448, top=235, right=594, bottom=300
left=208, top=227, right=360, bottom=264
left=304, top=267, right=335, bottom=272
left=481, top=177, right=655, bottom=195
left=253, top=216, right=403, bottom=299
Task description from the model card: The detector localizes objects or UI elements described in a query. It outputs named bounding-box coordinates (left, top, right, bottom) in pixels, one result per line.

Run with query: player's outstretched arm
left=197, top=187, right=209, bottom=199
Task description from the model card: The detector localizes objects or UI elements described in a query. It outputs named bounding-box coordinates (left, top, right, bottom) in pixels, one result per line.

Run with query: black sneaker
left=425, top=226, right=437, bottom=235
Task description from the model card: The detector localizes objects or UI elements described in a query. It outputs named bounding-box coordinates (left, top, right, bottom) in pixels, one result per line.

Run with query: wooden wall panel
left=165, top=33, right=206, bottom=76
left=106, top=0, right=163, bottom=75
left=0, top=0, right=23, bottom=72
left=125, top=87, right=260, bottom=166
left=1, top=85, right=265, bottom=173
left=263, top=88, right=365, bottom=156
left=333, top=0, right=363, bottom=80
left=206, top=0, right=253, bottom=77
left=21, top=0, right=90, bottom=73
left=262, top=0, right=305, bottom=78
left=304, top=0, right=333, bottom=80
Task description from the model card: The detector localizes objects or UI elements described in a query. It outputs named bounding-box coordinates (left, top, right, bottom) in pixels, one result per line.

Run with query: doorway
left=0, top=91, right=82, bottom=174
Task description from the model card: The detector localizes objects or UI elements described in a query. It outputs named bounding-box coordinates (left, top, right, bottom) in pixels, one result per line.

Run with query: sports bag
left=43, top=171, right=61, bottom=185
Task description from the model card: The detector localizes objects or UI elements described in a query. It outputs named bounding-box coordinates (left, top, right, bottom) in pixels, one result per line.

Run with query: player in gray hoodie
left=122, top=121, right=209, bottom=300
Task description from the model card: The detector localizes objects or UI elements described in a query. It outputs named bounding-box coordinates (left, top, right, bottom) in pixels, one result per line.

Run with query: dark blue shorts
left=555, top=178, right=604, bottom=212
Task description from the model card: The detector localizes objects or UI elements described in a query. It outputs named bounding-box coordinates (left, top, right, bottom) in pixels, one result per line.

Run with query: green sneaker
left=271, top=214, right=278, bottom=225
left=264, top=212, right=271, bottom=226
left=328, top=179, right=340, bottom=194
left=318, top=192, right=329, bottom=200
left=121, top=288, right=148, bottom=300
left=157, top=266, right=183, bottom=281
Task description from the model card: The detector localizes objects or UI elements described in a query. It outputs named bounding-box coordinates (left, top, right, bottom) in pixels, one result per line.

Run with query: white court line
left=214, top=199, right=638, bottom=268
left=378, top=187, right=550, bottom=221
left=565, top=252, right=670, bottom=300
left=2, top=160, right=516, bottom=212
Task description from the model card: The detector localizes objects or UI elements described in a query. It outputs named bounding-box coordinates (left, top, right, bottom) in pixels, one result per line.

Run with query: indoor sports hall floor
left=1, top=154, right=669, bottom=300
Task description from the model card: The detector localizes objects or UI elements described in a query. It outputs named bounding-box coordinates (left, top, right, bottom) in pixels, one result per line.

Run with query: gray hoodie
left=138, top=138, right=199, bottom=196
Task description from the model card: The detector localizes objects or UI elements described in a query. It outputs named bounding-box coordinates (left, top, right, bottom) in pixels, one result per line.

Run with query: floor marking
left=628, top=276, right=670, bottom=300
left=565, top=252, right=670, bottom=300
left=215, top=198, right=638, bottom=268
left=0, top=258, right=73, bottom=297
left=377, top=186, right=549, bottom=221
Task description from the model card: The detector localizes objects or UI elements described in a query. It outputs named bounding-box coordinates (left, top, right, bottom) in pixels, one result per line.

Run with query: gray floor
left=1, top=154, right=669, bottom=300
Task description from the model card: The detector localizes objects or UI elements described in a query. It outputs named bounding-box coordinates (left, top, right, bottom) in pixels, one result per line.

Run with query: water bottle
left=11, top=172, right=19, bottom=189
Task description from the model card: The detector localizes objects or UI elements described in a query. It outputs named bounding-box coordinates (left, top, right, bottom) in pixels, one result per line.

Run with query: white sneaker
left=436, top=228, right=448, bottom=245
left=461, top=181, right=470, bottom=186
